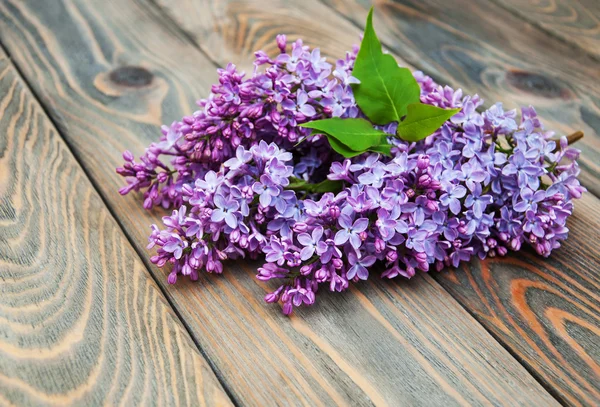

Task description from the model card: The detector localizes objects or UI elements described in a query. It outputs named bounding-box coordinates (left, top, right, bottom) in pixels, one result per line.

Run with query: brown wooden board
left=0, top=0, right=562, bottom=405
left=490, top=0, right=600, bottom=60
left=0, top=49, right=231, bottom=405
left=153, top=0, right=600, bottom=198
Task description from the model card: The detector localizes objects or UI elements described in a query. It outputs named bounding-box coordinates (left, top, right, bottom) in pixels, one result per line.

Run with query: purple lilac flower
left=297, top=226, right=324, bottom=260
left=118, top=36, right=584, bottom=315
left=334, top=214, right=369, bottom=249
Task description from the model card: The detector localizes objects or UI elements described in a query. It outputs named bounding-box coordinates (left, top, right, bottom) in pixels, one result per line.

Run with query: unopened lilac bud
left=418, top=174, right=431, bottom=186
left=282, top=302, right=293, bottom=315
left=206, top=260, right=215, bottom=272
left=188, top=256, right=201, bottom=269
left=435, top=261, right=444, bottom=272
left=242, top=185, right=253, bottom=198
left=332, top=258, right=343, bottom=269
left=510, top=237, right=522, bottom=251
left=406, top=189, right=415, bottom=198
left=429, top=180, right=442, bottom=190
left=157, top=172, right=169, bottom=183
left=254, top=50, right=270, bottom=65
left=425, top=199, right=438, bottom=212
left=265, top=292, right=279, bottom=303
left=239, top=234, right=249, bottom=248
left=497, top=246, right=508, bottom=256
left=182, top=184, right=194, bottom=196
left=487, top=238, right=497, bottom=248
left=417, top=154, right=430, bottom=170
left=300, top=264, right=314, bottom=276
left=386, top=250, right=398, bottom=262
left=293, top=222, right=309, bottom=233
left=122, top=150, right=134, bottom=162
left=180, top=124, right=192, bottom=135
left=375, top=238, right=385, bottom=253
left=329, top=205, right=341, bottom=219
left=167, top=272, right=177, bottom=284
left=315, top=267, right=328, bottom=282
left=276, top=34, right=287, bottom=53
left=498, top=232, right=509, bottom=242
left=182, top=263, right=192, bottom=276
left=216, top=249, right=228, bottom=261
left=415, top=252, right=428, bottom=262
left=230, top=229, right=240, bottom=243
left=359, top=231, right=368, bottom=241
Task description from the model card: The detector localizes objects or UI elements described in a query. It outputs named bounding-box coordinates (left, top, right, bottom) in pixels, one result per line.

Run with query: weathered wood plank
left=152, top=0, right=600, bottom=404
left=153, top=0, right=600, bottom=197
left=0, top=49, right=231, bottom=405
left=491, top=0, right=600, bottom=60
left=0, top=0, right=561, bottom=405
left=437, top=192, right=600, bottom=406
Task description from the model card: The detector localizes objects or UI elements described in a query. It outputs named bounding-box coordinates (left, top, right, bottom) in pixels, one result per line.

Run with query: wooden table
left=0, top=0, right=598, bottom=405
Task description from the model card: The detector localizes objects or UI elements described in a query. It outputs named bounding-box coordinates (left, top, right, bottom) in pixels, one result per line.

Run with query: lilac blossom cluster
left=116, top=36, right=358, bottom=210
left=118, top=36, right=584, bottom=314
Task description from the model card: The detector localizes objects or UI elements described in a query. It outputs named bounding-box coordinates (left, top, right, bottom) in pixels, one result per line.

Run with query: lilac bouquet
left=117, top=9, right=584, bottom=314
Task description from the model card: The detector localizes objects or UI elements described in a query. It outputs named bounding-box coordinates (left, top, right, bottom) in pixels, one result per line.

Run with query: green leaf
left=351, top=7, right=420, bottom=125
left=368, top=143, right=392, bottom=156
left=327, top=137, right=365, bottom=158
left=397, top=104, right=460, bottom=142
left=300, top=118, right=389, bottom=157
left=287, top=177, right=344, bottom=194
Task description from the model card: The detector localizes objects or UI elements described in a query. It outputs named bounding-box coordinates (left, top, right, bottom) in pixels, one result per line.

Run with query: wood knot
left=109, top=66, right=153, bottom=88
left=506, top=70, right=569, bottom=99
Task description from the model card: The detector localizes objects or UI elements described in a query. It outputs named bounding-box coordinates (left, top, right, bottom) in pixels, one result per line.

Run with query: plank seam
left=0, top=40, right=240, bottom=407
left=145, top=0, right=226, bottom=72
left=429, top=274, right=569, bottom=406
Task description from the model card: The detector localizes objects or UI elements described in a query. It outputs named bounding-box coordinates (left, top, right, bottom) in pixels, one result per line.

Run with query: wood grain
left=491, top=0, right=600, bottom=60
left=0, top=50, right=231, bottom=405
left=153, top=0, right=600, bottom=197
left=435, top=193, right=600, bottom=406
left=125, top=0, right=600, bottom=405
left=0, top=0, right=561, bottom=405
